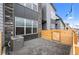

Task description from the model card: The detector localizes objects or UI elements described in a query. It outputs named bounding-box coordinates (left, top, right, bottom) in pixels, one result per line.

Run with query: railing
left=0, top=32, right=2, bottom=55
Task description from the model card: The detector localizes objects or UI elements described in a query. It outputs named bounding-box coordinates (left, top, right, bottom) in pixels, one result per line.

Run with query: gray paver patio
left=11, top=38, right=71, bottom=55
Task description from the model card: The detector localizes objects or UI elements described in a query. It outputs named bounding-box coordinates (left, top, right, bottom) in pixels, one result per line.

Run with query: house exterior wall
left=14, top=4, right=38, bottom=20
left=2, top=3, right=42, bottom=43
left=13, top=3, right=42, bottom=41
left=0, top=4, right=3, bottom=33
left=0, top=4, right=4, bottom=47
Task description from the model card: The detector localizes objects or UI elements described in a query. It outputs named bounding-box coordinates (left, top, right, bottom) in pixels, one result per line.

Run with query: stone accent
left=38, top=3, right=42, bottom=37
left=4, top=3, right=15, bottom=54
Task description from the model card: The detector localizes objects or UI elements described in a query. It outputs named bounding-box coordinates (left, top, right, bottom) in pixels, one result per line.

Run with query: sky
left=53, top=3, right=79, bottom=28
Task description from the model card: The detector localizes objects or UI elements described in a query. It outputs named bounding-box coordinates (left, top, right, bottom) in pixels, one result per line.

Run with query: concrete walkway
left=11, top=38, right=71, bottom=55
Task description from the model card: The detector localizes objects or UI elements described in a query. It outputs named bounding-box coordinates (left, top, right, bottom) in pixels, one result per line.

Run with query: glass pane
left=16, top=27, right=24, bottom=35
left=26, top=19, right=32, bottom=34
left=33, top=4, right=38, bottom=11
left=26, top=27, right=31, bottom=34
left=26, top=3, right=32, bottom=9
left=26, top=19, right=32, bottom=27
left=15, top=17, right=24, bottom=27
left=33, top=20, right=38, bottom=33
left=33, top=20, right=38, bottom=28
left=33, top=28, right=37, bottom=33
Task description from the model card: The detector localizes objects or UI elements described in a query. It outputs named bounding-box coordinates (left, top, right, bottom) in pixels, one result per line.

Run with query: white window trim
left=32, top=20, right=33, bottom=34
left=15, top=17, right=38, bottom=36
left=15, top=17, right=25, bottom=36
left=32, top=3, right=38, bottom=12
left=24, top=19, right=26, bottom=35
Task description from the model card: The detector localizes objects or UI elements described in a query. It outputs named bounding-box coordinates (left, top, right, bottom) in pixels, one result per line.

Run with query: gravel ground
left=11, top=38, right=71, bottom=55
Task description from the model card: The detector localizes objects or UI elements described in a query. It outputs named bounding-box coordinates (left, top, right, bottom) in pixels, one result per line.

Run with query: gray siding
left=14, top=4, right=38, bottom=20
left=14, top=3, right=42, bottom=40
left=0, top=4, right=3, bottom=32
left=0, top=3, right=4, bottom=47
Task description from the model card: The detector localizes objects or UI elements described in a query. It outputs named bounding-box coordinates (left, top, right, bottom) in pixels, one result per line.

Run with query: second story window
left=19, top=3, right=38, bottom=12
left=32, top=3, right=38, bottom=12
left=26, top=3, right=32, bottom=9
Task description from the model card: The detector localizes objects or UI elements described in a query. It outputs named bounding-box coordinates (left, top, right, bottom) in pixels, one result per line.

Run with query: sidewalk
left=11, top=38, right=71, bottom=55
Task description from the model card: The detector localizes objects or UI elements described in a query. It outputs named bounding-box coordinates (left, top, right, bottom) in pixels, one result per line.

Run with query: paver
left=11, top=38, right=71, bottom=55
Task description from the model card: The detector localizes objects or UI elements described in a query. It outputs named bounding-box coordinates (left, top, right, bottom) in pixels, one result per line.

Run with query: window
left=26, top=19, right=32, bottom=34
left=32, top=4, right=38, bottom=12
left=15, top=17, right=24, bottom=26
left=51, top=24, right=55, bottom=29
left=16, top=27, right=24, bottom=35
left=15, top=17, right=25, bottom=35
left=15, top=17, right=38, bottom=35
left=26, top=3, right=32, bottom=9
left=33, top=20, right=38, bottom=33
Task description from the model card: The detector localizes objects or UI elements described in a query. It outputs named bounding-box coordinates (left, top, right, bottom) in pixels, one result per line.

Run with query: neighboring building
left=65, top=23, right=71, bottom=30
left=42, top=3, right=57, bottom=30
left=73, top=28, right=79, bottom=35
left=55, top=15, right=65, bottom=29
left=41, top=3, right=65, bottom=30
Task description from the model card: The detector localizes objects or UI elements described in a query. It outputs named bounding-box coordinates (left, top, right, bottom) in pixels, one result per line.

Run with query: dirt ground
left=11, top=38, right=71, bottom=55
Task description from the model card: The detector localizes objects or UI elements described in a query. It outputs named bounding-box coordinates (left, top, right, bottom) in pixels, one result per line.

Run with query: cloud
left=67, top=16, right=73, bottom=20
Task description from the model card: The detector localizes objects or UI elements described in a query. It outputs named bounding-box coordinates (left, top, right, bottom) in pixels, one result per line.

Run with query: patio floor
left=11, top=38, right=71, bottom=55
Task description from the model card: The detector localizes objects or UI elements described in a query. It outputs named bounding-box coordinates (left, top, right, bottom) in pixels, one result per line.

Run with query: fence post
left=72, top=32, right=75, bottom=55
left=0, top=32, right=2, bottom=55
left=59, top=30, right=61, bottom=42
left=51, top=30, right=53, bottom=40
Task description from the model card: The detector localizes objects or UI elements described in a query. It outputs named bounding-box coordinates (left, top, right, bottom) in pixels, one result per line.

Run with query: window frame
left=26, top=19, right=32, bottom=34
left=15, top=17, right=25, bottom=35
left=32, top=3, right=38, bottom=12
left=32, top=20, right=38, bottom=33
left=15, top=16, right=38, bottom=36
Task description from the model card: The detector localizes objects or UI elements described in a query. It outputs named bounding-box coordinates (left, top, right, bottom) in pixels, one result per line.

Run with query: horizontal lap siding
left=0, top=4, right=3, bottom=32
left=0, top=3, right=3, bottom=55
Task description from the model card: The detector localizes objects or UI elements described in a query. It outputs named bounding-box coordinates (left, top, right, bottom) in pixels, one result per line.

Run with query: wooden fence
left=41, top=29, right=73, bottom=45
left=73, top=31, right=79, bottom=55
left=41, top=29, right=79, bottom=55
left=0, top=32, right=2, bottom=55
